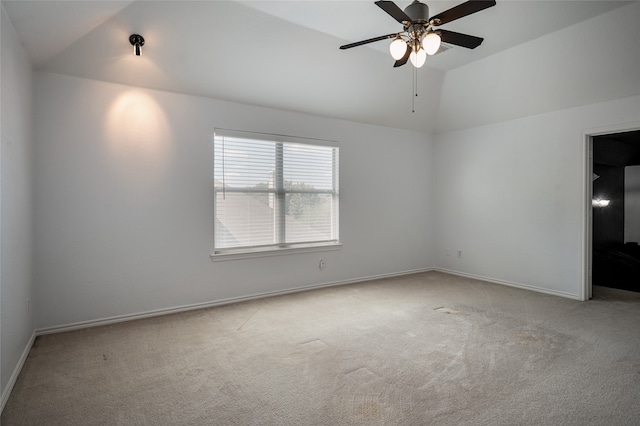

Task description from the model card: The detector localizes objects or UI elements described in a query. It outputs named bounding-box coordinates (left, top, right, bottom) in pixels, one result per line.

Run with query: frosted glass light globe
left=389, top=38, right=407, bottom=60
left=423, top=32, right=441, bottom=56
left=409, top=48, right=427, bottom=68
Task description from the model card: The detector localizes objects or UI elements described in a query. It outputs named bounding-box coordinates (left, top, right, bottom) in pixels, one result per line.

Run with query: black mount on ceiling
left=340, top=0, right=496, bottom=68
left=129, top=34, right=145, bottom=56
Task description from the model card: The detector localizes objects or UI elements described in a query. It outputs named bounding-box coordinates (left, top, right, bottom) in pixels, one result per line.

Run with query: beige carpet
left=3, top=271, right=640, bottom=425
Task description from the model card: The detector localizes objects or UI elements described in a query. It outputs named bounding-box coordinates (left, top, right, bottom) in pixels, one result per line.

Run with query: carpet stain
left=352, top=396, right=383, bottom=420
left=434, top=307, right=459, bottom=315
left=236, top=308, right=260, bottom=331
left=299, top=339, right=328, bottom=353
left=517, top=331, right=544, bottom=343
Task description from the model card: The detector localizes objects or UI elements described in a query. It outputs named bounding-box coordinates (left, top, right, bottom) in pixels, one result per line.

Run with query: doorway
left=584, top=124, right=640, bottom=299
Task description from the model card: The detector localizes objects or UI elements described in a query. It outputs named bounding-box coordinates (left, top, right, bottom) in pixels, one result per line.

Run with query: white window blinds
left=213, top=129, right=339, bottom=254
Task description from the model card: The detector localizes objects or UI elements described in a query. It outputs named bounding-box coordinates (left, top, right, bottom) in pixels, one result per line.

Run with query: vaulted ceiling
left=2, top=0, right=638, bottom=133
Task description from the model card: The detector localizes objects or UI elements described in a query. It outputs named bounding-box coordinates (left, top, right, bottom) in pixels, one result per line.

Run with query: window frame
left=211, top=128, right=340, bottom=260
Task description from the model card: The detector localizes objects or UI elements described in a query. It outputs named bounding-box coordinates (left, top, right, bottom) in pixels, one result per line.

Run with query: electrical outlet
left=457, top=250, right=463, bottom=259
left=319, top=259, right=326, bottom=270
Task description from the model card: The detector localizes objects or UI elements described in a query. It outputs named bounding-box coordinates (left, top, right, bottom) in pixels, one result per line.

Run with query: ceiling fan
left=340, top=0, right=496, bottom=68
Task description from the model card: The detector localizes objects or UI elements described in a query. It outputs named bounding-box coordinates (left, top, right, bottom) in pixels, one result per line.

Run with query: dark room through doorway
left=592, top=129, right=640, bottom=293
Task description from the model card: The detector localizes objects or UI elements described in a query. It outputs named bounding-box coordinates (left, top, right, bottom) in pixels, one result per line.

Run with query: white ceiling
left=2, top=0, right=634, bottom=132
left=238, top=0, right=632, bottom=71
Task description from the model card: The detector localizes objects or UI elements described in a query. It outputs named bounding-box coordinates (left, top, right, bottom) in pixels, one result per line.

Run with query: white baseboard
left=434, top=268, right=582, bottom=300
left=1, top=330, right=36, bottom=413
left=36, top=267, right=435, bottom=336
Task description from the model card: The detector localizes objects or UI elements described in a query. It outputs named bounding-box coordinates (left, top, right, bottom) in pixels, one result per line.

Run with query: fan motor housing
left=404, top=0, right=429, bottom=23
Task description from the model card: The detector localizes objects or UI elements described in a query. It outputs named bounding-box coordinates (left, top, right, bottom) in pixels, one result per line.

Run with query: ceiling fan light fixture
left=423, top=31, right=441, bottom=55
left=409, top=47, right=427, bottom=68
left=389, top=37, right=407, bottom=60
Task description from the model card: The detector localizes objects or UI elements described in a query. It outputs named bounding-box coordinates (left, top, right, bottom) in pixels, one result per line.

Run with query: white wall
left=1, top=5, right=34, bottom=402
left=434, top=95, right=640, bottom=298
left=626, top=165, right=640, bottom=243
left=432, top=0, right=640, bottom=298
left=33, top=72, right=434, bottom=329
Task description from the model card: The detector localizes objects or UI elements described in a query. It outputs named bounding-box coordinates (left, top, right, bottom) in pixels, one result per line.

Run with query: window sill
left=210, top=243, right=342, bottom=262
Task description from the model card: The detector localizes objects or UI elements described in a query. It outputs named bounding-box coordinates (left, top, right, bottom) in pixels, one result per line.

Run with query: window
left=213, top=129, right=339, bottom=256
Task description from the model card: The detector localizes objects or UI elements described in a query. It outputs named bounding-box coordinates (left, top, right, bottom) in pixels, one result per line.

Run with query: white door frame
left=583, top=121, right=640, bottom=300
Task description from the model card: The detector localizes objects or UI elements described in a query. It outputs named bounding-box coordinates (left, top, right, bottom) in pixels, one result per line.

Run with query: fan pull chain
left=412, top=66, right=418, bottom=113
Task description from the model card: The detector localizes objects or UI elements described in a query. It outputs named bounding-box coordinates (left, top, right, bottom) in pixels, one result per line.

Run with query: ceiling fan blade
left=375, top=1, right=412, bottom=24
left=393, top=45, right=412, bottom=68
left=340, top=33, right=398, bottom=50
left=429, top=0, right=496, bottom=26
left=438, top=29, right=484, bottom=49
